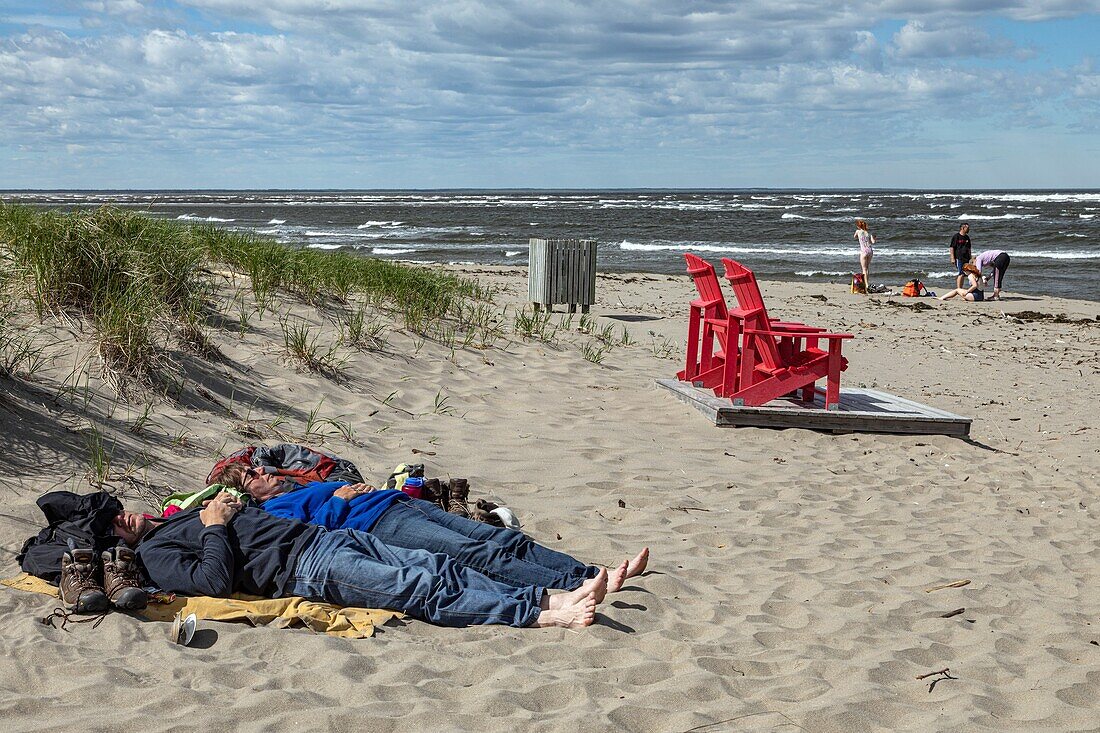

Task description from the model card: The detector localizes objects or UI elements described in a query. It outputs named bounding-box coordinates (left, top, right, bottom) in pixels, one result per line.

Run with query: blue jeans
left=288, top=529, right=543, bottom=627
left=370, top=498, right=596, bottom=590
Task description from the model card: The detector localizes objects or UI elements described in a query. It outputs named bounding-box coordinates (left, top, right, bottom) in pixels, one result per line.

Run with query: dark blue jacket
left=260, top=482, right=404, bottom=533
left=135, top=506, right=319, bottom=597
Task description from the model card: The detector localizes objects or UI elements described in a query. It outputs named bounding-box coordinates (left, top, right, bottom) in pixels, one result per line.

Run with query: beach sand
left=1, top=266, right=1098, bottom=732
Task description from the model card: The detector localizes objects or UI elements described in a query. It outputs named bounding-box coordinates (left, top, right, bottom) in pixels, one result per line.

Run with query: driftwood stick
left=925, top=579, right=971, bottom=593
left=916, top=667, right=950, bottom=680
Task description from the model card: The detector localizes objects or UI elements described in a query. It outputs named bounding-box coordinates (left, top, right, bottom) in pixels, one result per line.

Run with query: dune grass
left=0, top=203, right=492, bottom=389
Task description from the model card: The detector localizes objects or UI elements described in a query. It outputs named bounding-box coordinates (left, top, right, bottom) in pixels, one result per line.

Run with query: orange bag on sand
left=902, top=279, right=925, bottom=297
left=851, top=273, right=866, bottom=294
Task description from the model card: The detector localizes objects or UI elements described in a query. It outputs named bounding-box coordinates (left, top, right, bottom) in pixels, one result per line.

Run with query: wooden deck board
left=657, top=379, right=971, bottom=436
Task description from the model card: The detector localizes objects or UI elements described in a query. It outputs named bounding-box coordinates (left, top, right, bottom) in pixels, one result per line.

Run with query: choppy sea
left=4, top=190, right=1098, bottom=300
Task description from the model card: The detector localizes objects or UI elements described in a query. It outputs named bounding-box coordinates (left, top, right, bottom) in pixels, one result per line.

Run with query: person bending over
left=972, top=249, right=1010, bottom=300
left=939, top=264, right=985, bottom=302
left=111, top=494, right=605, bottom=629
left=212, top=464, right=649, bottom=603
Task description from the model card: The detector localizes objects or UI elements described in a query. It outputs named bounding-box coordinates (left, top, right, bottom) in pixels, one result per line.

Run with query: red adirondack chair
left=719, top=257, right=852, bottom=409
left=677, top=254, right=853, bottom=410
left=677, top=253, right=733, bottom=391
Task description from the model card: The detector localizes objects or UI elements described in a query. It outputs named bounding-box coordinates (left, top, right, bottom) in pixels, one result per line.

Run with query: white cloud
left=890, top=20, right=1017, bottom=58
left=0, top=1, right=1097, bottom=186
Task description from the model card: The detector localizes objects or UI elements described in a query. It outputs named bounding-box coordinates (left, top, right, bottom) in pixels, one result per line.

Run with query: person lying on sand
left=211, top=464, right=648, bottom=602
left=111, top=493, right=607, bottom=629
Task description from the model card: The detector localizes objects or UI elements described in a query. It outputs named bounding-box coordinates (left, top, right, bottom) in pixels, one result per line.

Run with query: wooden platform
left=657, top=379, right=971, bottom=436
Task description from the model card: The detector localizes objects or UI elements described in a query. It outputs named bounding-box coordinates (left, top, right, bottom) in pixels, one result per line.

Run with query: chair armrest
left=769, top=320, right=826, bottom=332
left=744, top=328, right=853, bottom=339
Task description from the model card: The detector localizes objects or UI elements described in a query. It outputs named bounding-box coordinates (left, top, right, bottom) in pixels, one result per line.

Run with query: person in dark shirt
left=112, top=494, right=604, bottom=629
left=950, top=223, right=972, bottom=290
left=215, top=465, right=648, bottom=597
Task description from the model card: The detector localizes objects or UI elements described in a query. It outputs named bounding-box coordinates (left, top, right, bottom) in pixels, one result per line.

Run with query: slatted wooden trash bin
left=528, top=238, right=597, bottom=313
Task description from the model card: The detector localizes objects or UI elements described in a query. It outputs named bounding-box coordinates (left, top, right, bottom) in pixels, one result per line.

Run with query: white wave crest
left=504, top=250, right=522, bottom=257
left=176, top=214, right=235, bottom=222
left=357, top=220, right=404, bottom=228
left=1015, top=250, right=1100, bottom=260
left=267, top=218, right=286, bottom=224
left=306, top=243, right=343, bottom=250
left=372, top=247, right=416, bottom=255
left=795, top=270, right=849, bottom=277
left=955, top=213, right=1038, bottom=220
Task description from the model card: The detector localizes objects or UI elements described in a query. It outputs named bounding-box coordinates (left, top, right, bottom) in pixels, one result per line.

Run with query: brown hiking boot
left=446, top=478, right=472, bottom=518
left=472, top=498, right=505, bottom=527
left=102, top=546, right=148, bottom=611
left=422, top=478, right=445, bottom=509
left=60, top=546, right=110, bottom=614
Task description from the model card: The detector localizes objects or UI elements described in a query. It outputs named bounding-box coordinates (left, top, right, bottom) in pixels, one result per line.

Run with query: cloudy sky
left=1, top=1, right=1098, bottom=188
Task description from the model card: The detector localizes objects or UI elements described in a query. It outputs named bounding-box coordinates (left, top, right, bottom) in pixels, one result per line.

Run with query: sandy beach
left=2, top=265, right=1098, bottom=732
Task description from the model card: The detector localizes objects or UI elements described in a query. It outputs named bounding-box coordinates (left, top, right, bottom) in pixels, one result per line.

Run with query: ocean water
left=4, top=189, right=1098, bottom=301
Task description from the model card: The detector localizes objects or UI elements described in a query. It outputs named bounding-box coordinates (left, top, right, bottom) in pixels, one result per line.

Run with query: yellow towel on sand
left=2, top=573, right=401, bottom=639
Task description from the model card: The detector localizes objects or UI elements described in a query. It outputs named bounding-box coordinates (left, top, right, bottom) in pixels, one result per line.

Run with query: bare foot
left=607, top=560, right=629, bottom=593
left=549, top=568, right=608, bottom=608
left=625, top=548, right=649, bottom=578
left=532, top=593, right=596, bottom=629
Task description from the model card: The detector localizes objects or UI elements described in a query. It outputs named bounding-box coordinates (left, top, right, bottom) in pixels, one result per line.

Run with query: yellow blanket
left=2, top=573, right=401, bottom=639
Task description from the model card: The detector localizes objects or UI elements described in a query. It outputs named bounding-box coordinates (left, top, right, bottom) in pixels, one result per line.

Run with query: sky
left=1, top=0, right=1098, bottom=189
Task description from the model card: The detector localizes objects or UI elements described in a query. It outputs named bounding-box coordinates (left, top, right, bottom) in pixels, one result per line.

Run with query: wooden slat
left=657, top=379, right=972, bottom=436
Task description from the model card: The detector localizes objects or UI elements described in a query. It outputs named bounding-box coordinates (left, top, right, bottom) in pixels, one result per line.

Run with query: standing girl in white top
left=854, top=219, right=875, bottom=293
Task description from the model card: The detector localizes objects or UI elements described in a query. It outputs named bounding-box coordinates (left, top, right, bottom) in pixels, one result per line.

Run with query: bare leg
left=548, top=567, right=607, bottom=608
left=608, top=547, right=650, bottom=593
left=531, top=592, right=596, bottom=629
left=939, top=289, right=959, bottom=301
left=860, top=252, right=872, bottom=291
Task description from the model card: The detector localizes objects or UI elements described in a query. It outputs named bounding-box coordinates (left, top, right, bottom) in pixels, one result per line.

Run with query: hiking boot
left=422, top=478, right=444, bottom=508
left=446, top=478, right=472, bottom=518
left=102, top=546, right=148, bottom=611
left=59, top=546, right=110, bottom=614
left=472, top=498, right=505, bottom=527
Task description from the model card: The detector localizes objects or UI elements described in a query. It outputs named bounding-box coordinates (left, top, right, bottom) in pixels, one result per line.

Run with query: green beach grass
left=0, top=203, right=492, bottom=388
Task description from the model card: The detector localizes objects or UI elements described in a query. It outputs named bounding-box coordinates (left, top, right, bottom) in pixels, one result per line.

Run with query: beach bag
left=206, top=444, right=362, bottom=486
left=902, top=279, right=925, bottom=297
left=385, top=463, right=424, bottom=491
left=850, top=273, right=866, bottom=294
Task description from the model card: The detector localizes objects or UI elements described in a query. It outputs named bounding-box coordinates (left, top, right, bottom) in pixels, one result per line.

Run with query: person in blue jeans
left=212, top=464, right=649, bottom=601
left=112, top=496, right=604, bottom=629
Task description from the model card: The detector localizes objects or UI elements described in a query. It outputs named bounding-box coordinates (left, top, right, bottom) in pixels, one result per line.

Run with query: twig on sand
left=925, top=579, right=970, bottom=593
left=916, top=667, right=958, bottom=693
left=670, top=506, right=711, bottom=513
left=411, top=448, right=436, bottom=455
left=940, top=608, right=965, bottom=618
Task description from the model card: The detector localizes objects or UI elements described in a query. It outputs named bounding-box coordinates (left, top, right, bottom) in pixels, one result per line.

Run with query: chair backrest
left=720, top=258, right=770, bottom=320
left=720, top=258, right=785, bottom=368
left=683, top=253, right=728, bottom=319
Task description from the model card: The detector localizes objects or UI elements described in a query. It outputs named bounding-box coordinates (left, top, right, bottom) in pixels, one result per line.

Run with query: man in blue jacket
left=112, top=494, right=604, bottom=629
left=213, top=464, right=649, bottom=600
